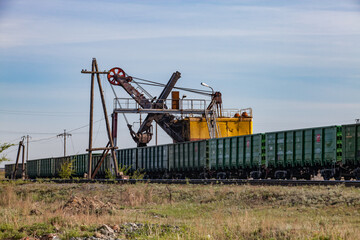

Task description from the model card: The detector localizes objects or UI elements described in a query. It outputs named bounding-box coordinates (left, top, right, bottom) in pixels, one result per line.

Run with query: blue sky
left=1, top=0, right=360, bottom=166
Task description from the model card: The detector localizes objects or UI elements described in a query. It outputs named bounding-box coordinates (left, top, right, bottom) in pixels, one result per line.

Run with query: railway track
left=2, top=179, right=360, bottom=187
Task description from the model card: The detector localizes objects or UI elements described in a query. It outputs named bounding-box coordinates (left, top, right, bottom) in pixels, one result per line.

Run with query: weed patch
left=0, top=183, right=359, bottom=239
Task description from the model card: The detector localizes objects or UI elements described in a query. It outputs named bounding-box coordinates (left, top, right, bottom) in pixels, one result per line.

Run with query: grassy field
left=0, top=182, right=359, bottom=239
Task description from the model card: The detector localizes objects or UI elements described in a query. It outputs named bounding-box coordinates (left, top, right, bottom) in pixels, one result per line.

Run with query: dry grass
left=0, top=182, right=359, bottom=239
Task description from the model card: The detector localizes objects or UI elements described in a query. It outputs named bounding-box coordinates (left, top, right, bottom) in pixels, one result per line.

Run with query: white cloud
left=1, top=0, right=360, bottom=48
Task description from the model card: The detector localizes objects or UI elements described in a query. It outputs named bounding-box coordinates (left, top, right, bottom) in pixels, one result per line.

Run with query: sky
left=1, top=0, right=360, bottom=167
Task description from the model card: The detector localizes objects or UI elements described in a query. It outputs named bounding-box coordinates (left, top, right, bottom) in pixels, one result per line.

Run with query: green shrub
left=105, top=168, right=115, bottom=180
left=0, top=223, right=14, bottom=232
left=58, top=160, right=75, bottom=179
left=106, top=165, right=145, bottom=179
left=20, top=222, right=55, bottom=237
left=131, top=169, right=145, bottom=180
left=119, top=165, right=131, bottom=175
left=60, top=228, right=82, bottom=239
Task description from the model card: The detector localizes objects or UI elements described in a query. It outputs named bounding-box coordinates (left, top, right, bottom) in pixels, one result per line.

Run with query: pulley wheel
left=107, top=67, right=126, bottom=85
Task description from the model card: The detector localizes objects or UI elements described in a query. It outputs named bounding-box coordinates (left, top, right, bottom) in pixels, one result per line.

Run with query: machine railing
left=113, top=98, right=253, bottom=119
left=221, top=108, right=253, bottom=118
left=113, top=98, right=209, bottom=115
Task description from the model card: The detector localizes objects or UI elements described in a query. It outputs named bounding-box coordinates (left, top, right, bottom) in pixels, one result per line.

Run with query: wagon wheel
left=107, top=67, right=126, bottom=85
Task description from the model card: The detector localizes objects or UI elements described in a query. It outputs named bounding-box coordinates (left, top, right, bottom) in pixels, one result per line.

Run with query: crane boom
left=137, top=71, right=183, bottom=146
left=108, top=68, right=185, bottom=146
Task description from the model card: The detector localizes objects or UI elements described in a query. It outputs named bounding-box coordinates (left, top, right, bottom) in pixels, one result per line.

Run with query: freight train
left=5, top=124, right=360, bottom=180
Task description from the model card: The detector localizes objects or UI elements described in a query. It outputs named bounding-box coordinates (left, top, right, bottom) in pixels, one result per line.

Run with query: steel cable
left=131, top=78, right=153, bottom=99
left=109, top=84, right=130, bottom=126
left=133, top=81, right=212, bottom=96
left=131, top=76, right=212, bottom=96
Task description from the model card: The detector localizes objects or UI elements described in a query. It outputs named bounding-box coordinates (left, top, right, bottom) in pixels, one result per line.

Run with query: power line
left=0, top=130, right=59, bottom=135
left=0, top=130, right=88, bottom=135
left=8, top=137, right=22, bottom=143
left=0, top=109, right=87, bottom=117
left=68, top=117, right=105, bottom=133
left=70, top=137, right=77, bottom=155
left=2, top=117, right=105, bottom=146
left=0, top=109, right=86, bottom=114
left=30, top=135, right=58, bottom=143
left=32, top=137, right=60, bottom=145
left=93, top=117, right=102, bottom=146
left=3, top=148, right=18, bottom=154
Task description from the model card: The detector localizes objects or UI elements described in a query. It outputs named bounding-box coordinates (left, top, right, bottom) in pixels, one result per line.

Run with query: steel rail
left=1, top=179, right=360, bottom=187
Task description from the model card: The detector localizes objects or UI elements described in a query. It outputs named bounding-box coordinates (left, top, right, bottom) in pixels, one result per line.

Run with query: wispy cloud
left=1, top=0, right=360, bottom=48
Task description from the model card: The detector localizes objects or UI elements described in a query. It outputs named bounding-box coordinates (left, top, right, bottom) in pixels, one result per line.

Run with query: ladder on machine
left=205, top=109, right=220, bottom=139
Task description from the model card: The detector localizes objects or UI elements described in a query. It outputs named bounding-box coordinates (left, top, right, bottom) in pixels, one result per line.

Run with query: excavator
left=107, top=67, right=252, bottom=147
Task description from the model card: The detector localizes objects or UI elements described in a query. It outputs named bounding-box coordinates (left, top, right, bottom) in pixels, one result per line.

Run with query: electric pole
left=24, top=135, right=30, bottom=179
left=26, top=135, right=30, bottom=161
left=13, top=136, right=25, bottom=180
left=57, top=129, right=72, bottom=157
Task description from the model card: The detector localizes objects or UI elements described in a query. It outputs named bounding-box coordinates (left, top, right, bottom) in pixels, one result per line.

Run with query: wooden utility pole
left=23, top=135, right=30, bottom=179
left=57, top=129, right=71, bottom=157
left=88, top=60, right=95, bottom=179
left=82, top=58, right=120, bottom=179
left=12, top=136, right=25, bottom=180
